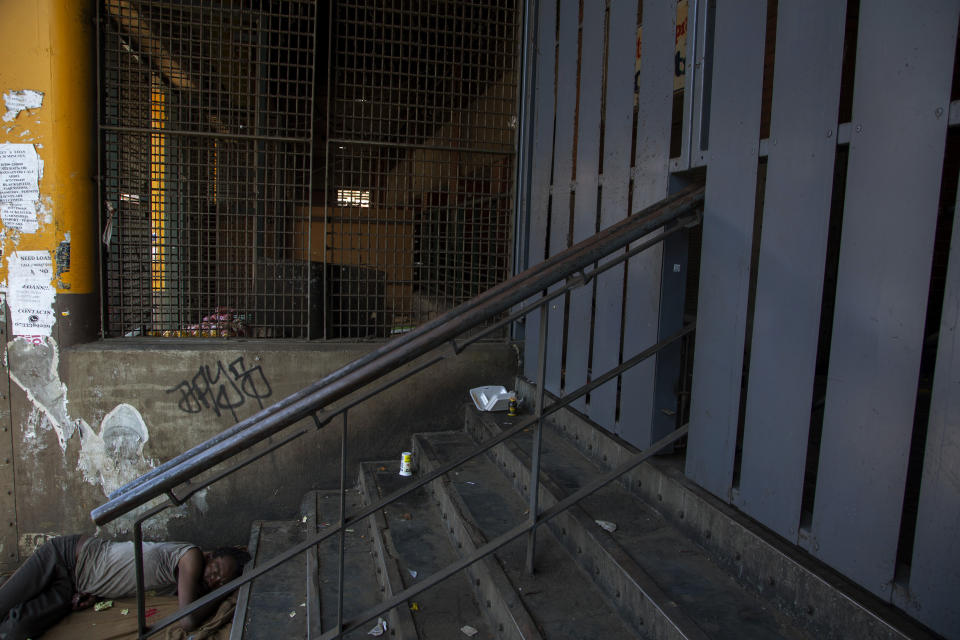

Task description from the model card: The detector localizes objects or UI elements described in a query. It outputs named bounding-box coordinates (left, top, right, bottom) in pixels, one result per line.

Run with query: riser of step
left=231, top=518, right=321, bottom=639
left=358, top=461, right=508, bottom=639
left=512, top=379, right=935, bottom=640
left=462, top=417, right=709, bottom=640
left=466, top=410, right=813, bottom=639
left=409, top=439, right=548, bottom=640
left=414, top=430, right=643, bottom=639
left=313, top=489, right=415, bottom=639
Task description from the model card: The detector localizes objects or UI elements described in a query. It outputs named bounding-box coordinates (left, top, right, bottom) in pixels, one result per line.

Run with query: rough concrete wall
left=10, top=340, right=517, bottom=550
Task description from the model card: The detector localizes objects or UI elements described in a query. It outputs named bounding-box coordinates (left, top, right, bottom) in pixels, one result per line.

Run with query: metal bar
left=178, top=427, right=312, bottom=502
left=564, top=0, right=606, bottom=411
left=111, top=194, right=688, bottom=504
left=98, top=123, right=310, bottom=144
left=320, top=424, right=690, bottom=640
left=321, top=0, right=333, bottom=340
left=458, top=216, right=699, bottom=352
left=305, top=0, right=320, bottom=340
left=337, top=411, right=347, bottom=635
left=325, top=137, right=512, bottom=156
left=589, top=0, right=643, bottom=430
left=525, top=296, right=549, bottom=574
left=95, top=2, right=106, bottom=340
left=134, top=522, right=148, bottom=639
left=522, top=0, right=558, bottom=380
left=93, top=185, right=704, bottom=526
left=543, top=0, right=580, bottom=397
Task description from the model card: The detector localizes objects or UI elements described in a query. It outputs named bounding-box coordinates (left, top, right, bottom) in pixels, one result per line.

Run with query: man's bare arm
left=175, top=548, right=222, bottom=631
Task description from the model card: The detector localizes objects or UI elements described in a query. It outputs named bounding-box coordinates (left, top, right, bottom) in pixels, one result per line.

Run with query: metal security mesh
left=99, top=0, right=316, bottom=338
left=323, top=1, right=519, bottom=338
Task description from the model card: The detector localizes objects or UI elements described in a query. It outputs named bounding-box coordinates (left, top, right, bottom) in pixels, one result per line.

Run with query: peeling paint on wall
left=76, top=403, right=153, bottom=497
left=2, top=90, right=43, bottom=122
left=7, top=337, right=204, bottom=536
left=9, top=338, right=74, bottom=449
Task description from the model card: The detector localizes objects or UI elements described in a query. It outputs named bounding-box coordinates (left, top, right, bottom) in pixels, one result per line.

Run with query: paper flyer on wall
left=8, top=250, right=55, bottom=336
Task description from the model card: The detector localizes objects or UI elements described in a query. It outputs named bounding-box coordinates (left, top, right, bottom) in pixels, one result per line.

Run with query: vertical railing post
left=525, top=296, right=549, bottom=574
left=336, top=409, right=348, bottom=637
left=134, top=524, right=147, bottom=639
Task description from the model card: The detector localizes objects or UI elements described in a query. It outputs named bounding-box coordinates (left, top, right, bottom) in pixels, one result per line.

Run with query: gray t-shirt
left=74, top=538, right=197, bottom=598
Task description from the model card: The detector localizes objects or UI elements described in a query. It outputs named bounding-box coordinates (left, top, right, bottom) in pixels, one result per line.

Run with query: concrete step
left=413, top=430, right=645, bottom=639
left=231, top=518, right=319, bottom=640
left=358, top=461, right=498, bottom=639
left=476, top=383, right=937, bottom=640
left=462, top=407, right=818, bottom=640
left=309, top=489, right=409, bottom=639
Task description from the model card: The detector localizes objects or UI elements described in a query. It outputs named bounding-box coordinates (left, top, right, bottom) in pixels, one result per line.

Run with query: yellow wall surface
left=0, top=0, right=95, bottom=294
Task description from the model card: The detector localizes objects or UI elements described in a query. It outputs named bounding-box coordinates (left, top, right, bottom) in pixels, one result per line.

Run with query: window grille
left=323, top=1, right=520, bottom=339
left=99, top=0, right=518, bottom=340
left=99, top=0, right=317, bottom=338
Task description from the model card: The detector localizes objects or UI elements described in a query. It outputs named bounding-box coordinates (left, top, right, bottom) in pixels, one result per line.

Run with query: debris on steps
left=414, top=430, right=646, bottom=639
left=359, top=461, right=498, bottom=639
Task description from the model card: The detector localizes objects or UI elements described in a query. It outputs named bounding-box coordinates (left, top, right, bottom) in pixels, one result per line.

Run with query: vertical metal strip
left=683, top=1, right=767, bottom=500
left=134, top=524, right=147, bottom=639
left=904, top=166, right=960, bottom=636
left=684, top=0, right=712, bottom=168
left=563, top=1, right=605, bottom=411
left=588, top=0, right=640, bottom=431
left=0, top=296, right=16, bottom=570
left=525, top=298, right=549, bottom=574
left=811, top=1, right=958, bottom=601
left=523, top=0, right=558, bottom=382
left=616, top=0, right=676, bottom=447
left=544, top=0, right=579, bottom=395
left=337, top=411, right=348, bottom=633
left=322, top=1, right=334, bottom=340
left=734, top=0, right=846, bottom=540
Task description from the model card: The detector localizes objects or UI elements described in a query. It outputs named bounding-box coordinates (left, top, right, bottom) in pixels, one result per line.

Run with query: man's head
left=201, top=547, right=250, bottom=591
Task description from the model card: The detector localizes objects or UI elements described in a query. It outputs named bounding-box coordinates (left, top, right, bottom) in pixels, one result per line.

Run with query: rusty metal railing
left=90, top=184, right=704, bottom=638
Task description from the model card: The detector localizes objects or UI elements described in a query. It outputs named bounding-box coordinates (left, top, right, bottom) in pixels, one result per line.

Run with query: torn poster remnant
left=0, top=142, right=41, bottom=232
left=8, top=337, right=74, bottom=449
left=8, top=250, right=55, bottom=336
left=2, top=90, right=43, bottom=122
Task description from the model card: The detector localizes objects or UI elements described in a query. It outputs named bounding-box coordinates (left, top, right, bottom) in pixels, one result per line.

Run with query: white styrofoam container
left=469, top=385, right=514, bottom=412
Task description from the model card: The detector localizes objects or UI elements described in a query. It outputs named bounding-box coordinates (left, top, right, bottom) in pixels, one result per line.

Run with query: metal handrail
left=90, top=184, right=704, bottom=637
left=92, top=184, right=703, bottom=526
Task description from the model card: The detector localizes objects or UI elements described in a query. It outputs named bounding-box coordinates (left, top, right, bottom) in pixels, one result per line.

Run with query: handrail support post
left=525, top=296, right=549, bottom=574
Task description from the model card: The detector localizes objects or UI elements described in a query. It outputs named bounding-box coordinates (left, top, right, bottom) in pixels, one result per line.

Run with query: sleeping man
left=0, top=534, right=249, bottom=640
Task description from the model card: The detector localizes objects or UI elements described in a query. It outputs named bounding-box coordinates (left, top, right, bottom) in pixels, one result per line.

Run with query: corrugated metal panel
left=564, top=2, right=605, bottom=412
left=544, top=0, right=579, bottom=395
left=735, top=0, right=846, bottom=541
left=617, top=0, right=677, bottom=446
left=523, top=0, right=559, bottom=382
left=684, top=1, right=767, bottom=499
left=589, top=0, right=644, bottom=432
left=905, top=163, right=960, bottom=635
left=810, top=0, right=958, bottom=601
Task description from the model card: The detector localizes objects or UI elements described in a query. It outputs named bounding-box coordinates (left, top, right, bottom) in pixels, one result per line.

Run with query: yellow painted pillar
left=0, top=0, right=97, bottom=344
left=0, top=0, right=96, bottom=568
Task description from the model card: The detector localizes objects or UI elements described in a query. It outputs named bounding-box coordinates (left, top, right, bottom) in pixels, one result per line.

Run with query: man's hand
left=71, top=592, right=97, bottom=611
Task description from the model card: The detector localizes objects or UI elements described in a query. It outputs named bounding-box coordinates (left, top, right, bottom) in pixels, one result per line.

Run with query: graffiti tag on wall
left=166, top=357, right=273, bottom=422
